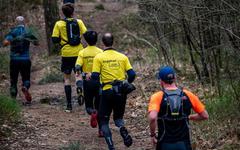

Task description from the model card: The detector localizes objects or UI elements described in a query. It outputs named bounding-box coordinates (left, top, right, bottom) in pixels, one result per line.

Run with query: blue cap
left=158, top=66, right=175, bottom=81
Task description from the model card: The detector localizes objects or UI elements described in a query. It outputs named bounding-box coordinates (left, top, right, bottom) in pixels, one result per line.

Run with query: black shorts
left=61, top=57, right=78, bottom=74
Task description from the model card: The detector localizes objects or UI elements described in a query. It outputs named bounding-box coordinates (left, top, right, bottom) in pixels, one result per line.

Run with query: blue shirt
left=5, top=25, right=36, bottom=60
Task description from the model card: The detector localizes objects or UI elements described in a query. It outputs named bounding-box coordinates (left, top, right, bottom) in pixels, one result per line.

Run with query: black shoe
left=120, top=127, right=133, bottom=147
left=65, top=104, right=72, bottom=113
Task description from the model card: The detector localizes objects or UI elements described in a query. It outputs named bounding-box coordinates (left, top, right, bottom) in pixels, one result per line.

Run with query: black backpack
left=65, top=19, right=81, bottom=46
left=160, top=88, right=188, bottom=121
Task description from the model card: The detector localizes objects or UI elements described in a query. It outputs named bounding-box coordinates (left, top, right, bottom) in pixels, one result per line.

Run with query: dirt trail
left=1, top=1, right=152, bottom=150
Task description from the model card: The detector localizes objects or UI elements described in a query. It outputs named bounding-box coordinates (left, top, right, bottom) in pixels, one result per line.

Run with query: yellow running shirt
left=75, top=46, right=103, bottom=73
left=92, top=49, right=133, bottom=90
left=52, top=18, right=87, bottom=57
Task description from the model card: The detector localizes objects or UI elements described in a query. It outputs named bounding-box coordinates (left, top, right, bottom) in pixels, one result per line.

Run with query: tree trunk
left=43, top=0, right=60, bottom=55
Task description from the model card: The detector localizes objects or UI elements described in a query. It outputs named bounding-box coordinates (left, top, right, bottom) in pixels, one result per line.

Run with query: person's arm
left=75, top=51, right=84, bottom=74
left=91, top=55, right=101, bottom=83
left=127, top=69, right=136, bottom=83
left=52, top=22, right=61, bottom=44
left=189, top=110, right=209, bottom=121
left=78, top=20, right=87, bottom=47
left=184, top=89, right=209, bottom=121
left=148, top=110, right=158, bottom=144
left=79, top=20, right=87, bottom=35
left=148, top=92, right=163, bottom=145
left=125, top=56, right=135, bottom=83
left=3, top=30, right=14, bottom=47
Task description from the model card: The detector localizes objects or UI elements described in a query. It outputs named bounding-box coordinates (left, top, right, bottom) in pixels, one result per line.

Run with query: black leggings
left=10, top=59, right=31, bottom=97
left=156, top=141, right=192, bottom=150
left=98, top=89, right=127, bottom=124
left=83, top=79, right=100, bottom=114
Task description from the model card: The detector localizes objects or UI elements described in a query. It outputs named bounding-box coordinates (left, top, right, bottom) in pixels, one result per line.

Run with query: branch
left=125, top=30, right=159, bottom=52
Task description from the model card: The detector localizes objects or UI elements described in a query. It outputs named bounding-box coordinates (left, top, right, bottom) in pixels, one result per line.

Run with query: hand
left=3, top=40, right=10, bottom=47
left=86, top=73, right=91, bottom=80
left=75, top=72, right=79, bottom=77
left=151, top=136, right=157, bottom=145
left=75, top=65, right=81, bottom=72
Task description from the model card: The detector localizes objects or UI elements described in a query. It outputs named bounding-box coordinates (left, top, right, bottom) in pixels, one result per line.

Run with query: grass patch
left=0, top=94, right=21, bottom=125
left=206, top=95, right=239, bottom=120
left=38, top=58, right=63, bottom=85
left=191, top=89, right=240, bottom=150
left=38, top=71, right=63, bottom=85
left=60, top=141, right=85, bottom=150
left=0, top=50, right=9, bottom=74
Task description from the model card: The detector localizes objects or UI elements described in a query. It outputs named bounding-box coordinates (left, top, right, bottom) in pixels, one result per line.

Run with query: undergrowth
left=60, top=141, right=85, bottom=150
left=38, top=71, right=63, bottom=85
left=0, top=94, right=21, bottom=125
left=38, top=61, right=63, bottom=85
left=0, top=50, right=9, bottom=74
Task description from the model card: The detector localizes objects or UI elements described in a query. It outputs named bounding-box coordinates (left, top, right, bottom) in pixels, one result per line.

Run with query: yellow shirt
left=52, top=18, right=87, bottom=57
left=75, top=46, right=103, bottom=73
left=92, top=49, right=133, bottom=90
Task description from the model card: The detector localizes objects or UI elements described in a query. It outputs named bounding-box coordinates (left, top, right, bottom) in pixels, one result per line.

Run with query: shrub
left=0, top=94, right=21, bottom=125
left=38, top=71, right=63, bottom=85
left=0, top=50, right=9, bottom=74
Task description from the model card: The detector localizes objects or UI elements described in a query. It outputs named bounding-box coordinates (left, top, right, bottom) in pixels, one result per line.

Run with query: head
left=83, top=30, right=98, bottom=46
left=102, top=33, right=113, bottom=47
left=16, top=16, right=25, bottom=25
left=62, top=3, right=74, bottom=18
left=158, top=66, right=176, bottom=86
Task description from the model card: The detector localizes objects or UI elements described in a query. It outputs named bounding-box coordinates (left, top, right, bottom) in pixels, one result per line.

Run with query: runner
left=2, top=16, right=39, bottom=104
left=148, top=66, right=209, bottom=150
left=91, top=33, right=136, bottom=150
left=52, top=3, right=87, bottom=112
left=75, top=30, right=103, bottom=136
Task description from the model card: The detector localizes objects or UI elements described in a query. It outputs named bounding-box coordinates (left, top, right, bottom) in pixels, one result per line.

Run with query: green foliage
left=207, top=94, right=239, bottom=120
left=95, top=4, right=105, bottom=10
left=0, top=50, right=9, bottom=74
left=0, top=94, right=21, bottom=125
left=38, top=70, right=63, bottom=85
left=60, top=141, right=85, bottom=150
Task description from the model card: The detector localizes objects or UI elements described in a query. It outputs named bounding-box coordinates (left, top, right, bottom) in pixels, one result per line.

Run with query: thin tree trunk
left=43, top=0, right=60, bottom=55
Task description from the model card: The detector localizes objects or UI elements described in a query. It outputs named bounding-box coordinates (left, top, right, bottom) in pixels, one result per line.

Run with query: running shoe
left=90, top=111, right=98, bottom=128
left=22, top=87, right=32, bottom=102
left=120, top=126, right=133, bottom=147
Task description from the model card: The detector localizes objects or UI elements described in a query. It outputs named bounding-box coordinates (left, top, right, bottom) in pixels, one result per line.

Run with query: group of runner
left=2, top=1, right=209, bottom=150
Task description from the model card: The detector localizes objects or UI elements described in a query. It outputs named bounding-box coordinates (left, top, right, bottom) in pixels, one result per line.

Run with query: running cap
left=158, top=66, right=176, bottom=81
